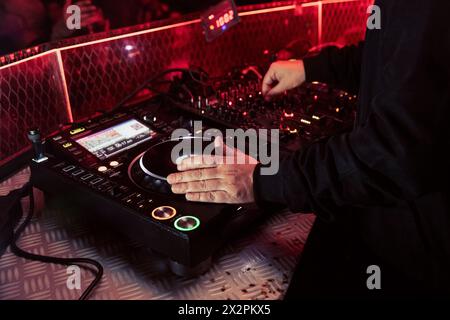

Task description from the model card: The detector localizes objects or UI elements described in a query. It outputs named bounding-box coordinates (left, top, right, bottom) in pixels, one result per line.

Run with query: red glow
left=56, top=51, right=73, bottom=123
left=242, top=111, right=248, bottom=116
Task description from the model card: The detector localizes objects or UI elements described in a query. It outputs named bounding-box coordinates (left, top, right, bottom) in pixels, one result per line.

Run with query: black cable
left=61, top=67, right=210, bottom=129
left=9, top=184, right=103, bottom=300
left=113, top=67, right=211, bottom=112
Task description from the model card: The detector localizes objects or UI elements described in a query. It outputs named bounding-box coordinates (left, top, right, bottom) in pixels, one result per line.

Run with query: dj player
left=29, top=69, right=357, bottom=276
left=30, top=102, right=262, bottom=276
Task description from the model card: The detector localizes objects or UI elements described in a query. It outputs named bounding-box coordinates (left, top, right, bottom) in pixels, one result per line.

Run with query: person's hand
left=167, top=137, right=258, bottom=204
left=262, top=60, right=306, bottom=99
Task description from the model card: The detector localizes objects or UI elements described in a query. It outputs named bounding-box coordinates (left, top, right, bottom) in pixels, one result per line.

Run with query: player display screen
left=76, top=119, right=156, bottom=160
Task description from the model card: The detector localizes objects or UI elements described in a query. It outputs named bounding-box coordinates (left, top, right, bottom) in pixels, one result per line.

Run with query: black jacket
left=254, top=0, right=450, bottom=294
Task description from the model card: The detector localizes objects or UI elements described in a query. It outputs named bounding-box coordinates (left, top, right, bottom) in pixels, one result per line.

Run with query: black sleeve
left=303, top=42, right=364, bottom=94
left=254, top=1, right=449, bottom=219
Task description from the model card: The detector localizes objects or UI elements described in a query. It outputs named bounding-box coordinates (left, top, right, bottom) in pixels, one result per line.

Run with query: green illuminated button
left=174, top=216, right=200, bottom=232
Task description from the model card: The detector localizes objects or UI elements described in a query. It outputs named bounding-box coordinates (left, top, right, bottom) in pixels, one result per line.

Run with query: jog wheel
left=128, top=136, right=214, bottom=193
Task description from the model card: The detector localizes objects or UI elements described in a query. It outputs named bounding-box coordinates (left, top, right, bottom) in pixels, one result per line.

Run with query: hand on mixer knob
left=262, top=60, right=306, bottom=99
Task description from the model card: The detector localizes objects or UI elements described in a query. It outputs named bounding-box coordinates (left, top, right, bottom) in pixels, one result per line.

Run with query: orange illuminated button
left=151, top=206, right=177, bottom=220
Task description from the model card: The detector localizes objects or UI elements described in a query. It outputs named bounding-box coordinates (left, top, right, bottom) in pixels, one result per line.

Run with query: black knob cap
left=27, top=128, right=41, bottom=143
left=28, top=128, right=46, bottom=161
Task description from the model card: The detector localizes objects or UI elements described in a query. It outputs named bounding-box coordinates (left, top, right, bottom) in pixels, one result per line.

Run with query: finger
left=171, top=179, right=223, bottom=194
left=177, top=155, right=218, bottom=171
left=262, top=64, right=277, bottom=96
left=185, top=191, right=229, bottom=203
left=266, top=82, right=287, bottom=97
left=167, top=167, right=222, bottom=184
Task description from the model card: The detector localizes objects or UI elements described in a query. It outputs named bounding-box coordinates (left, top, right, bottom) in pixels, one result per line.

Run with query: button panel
left=52, top=160, right=184, bottom=231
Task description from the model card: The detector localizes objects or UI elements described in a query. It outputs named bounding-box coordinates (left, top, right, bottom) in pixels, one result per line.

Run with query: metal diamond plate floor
left=0, top=169, right=314, bottom=300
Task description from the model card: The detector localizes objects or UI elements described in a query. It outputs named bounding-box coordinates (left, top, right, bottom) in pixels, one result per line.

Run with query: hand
left=262, top=60, right=306, bottom=98
left=167, top=137, right=258, bottom=204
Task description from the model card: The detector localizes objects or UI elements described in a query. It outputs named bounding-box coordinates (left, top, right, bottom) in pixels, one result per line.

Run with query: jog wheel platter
left=128, top=136, right=213, bottom=194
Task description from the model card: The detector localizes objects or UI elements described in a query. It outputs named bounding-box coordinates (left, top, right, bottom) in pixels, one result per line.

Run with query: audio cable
left=8, top=183, right=103, bottom=300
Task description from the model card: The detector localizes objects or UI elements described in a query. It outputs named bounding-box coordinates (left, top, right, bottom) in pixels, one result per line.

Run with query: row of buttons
left=60, top=164, right=120, bottom=195
left=57, top=163, right=200, bottom=232
left=53, top=136, right=99, bottom=167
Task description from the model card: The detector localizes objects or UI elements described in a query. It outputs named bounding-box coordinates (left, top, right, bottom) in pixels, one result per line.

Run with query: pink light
left=56, top=51, right=73, bottom=123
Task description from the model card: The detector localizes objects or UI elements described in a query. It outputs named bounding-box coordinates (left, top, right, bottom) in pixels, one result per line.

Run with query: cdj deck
left=30, top=68, right=357, bottom=276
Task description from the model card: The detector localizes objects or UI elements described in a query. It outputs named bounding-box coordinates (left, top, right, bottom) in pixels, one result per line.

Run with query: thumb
left=214, top=136, right=236, bottom=157
left=266, top=82, right=286, bottom=97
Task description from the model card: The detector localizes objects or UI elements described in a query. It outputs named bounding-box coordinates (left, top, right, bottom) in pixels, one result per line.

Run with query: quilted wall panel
left=0, top=53, right=70, bottom=167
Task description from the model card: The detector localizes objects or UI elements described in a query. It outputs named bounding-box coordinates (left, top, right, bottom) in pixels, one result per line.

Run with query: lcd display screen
left=76, top=119, right=156, bottom=160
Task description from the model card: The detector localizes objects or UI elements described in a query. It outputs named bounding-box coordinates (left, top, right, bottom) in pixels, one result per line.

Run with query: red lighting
left=284, top=111, right=294, bottom=118
left=314, top=95, right=318, bottom=101
left=242, top=112, right=248, bottom=116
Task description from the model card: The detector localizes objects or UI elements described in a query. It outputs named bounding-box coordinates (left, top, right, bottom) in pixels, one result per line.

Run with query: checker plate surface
left=0, top=169, right=314, bottom=300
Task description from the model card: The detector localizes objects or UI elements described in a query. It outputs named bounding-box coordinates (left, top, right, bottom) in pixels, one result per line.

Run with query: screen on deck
left=76, top=119, right=156, bottom=160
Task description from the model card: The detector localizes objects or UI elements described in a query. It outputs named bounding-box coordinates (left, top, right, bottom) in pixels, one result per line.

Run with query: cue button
left=174, top=216, right=200, bottom=232
left=151, top=206, right=177, bottom=220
